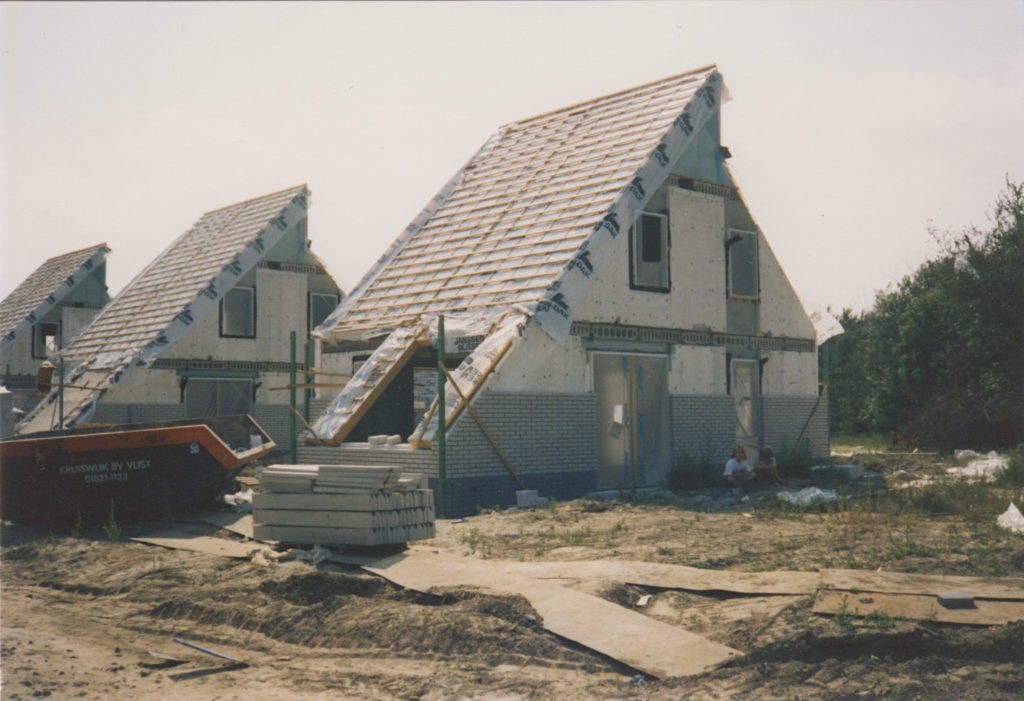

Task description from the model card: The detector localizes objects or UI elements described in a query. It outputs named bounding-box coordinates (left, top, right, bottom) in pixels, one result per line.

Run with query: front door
left=732, top=359, right=760, bottom=450
left=594, top=353, right=671, bottom=490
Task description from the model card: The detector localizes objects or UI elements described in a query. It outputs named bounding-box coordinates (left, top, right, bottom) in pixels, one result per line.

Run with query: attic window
left=727, top=230, right=759, bottom=299
left=630, top=213, right=670, bottom=292
left=308, top=292, right=340, bottom=332
left=220, top=286, right=256, bottom=338
left=32, top=321, right=60, bottom=359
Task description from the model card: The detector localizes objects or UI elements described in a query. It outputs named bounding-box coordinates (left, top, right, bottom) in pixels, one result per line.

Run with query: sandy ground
left=3, top=456, right=1024, bottom=700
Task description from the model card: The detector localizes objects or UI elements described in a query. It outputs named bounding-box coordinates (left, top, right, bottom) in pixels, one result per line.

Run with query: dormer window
left=630, top=212, right=670, bottom=292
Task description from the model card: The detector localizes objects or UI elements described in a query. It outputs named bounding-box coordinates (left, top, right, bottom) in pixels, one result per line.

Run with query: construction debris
left=776, top=487, right=839, bottom=507
left=253, top=464, right=435, bottom=546
left=173, top=638, right=246, bottom=665
left=997, top=502, right=1024, bottom=534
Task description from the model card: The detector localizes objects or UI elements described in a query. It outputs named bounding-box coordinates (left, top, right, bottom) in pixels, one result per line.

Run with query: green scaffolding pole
left=289, top=331, right=297, bottom=464
left=436, top=314, right=446, bottom=519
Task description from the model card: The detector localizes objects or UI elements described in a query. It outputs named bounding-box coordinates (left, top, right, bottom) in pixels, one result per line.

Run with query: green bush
left=995, top=451, right=1024, bottom=488
left=776, top=437, right=814, bottom=479
left=668, top=452, right=716, bottom=492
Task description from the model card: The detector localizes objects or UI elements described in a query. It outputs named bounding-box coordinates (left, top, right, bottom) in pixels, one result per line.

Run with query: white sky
left=1, top=1, right=1022, bottom=315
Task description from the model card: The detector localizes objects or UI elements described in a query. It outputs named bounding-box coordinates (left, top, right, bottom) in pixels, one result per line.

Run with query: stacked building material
left=253, top=464, right=435, bottom=546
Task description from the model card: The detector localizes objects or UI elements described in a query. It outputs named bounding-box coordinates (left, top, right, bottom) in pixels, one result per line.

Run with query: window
left=32, top=321, right=60, bottom=359
left=220, top=286, right=255, bottom=338
left=184, top=377, right=253, bottom=417
left=630, top=212, right=670, bottom=292
left=727, top=230, right=759, bottom=299
left=308, top=292, right=339, bottom=332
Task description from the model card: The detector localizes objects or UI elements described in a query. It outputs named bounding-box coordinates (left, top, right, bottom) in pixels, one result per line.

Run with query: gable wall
left=0, top=262, right=109, bottom=381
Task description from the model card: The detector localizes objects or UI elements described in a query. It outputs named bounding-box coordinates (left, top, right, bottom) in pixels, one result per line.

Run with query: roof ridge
left=202, top=183, right=308, bottom=216
left=41, top=242, right=109, bottom=265
left=508, top=64, right=717, bottom=129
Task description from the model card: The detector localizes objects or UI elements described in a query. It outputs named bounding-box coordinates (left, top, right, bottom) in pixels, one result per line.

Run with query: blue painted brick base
left=432, top=469, right=598, bottom=519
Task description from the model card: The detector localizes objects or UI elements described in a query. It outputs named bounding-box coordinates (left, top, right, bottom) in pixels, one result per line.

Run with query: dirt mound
left=739, top=622, right=1024, bottom=666
left=149, top=574, right=580, bottom=664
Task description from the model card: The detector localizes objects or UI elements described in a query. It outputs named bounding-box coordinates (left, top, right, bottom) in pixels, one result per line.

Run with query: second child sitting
left=755, top=447, right=782, bottom=485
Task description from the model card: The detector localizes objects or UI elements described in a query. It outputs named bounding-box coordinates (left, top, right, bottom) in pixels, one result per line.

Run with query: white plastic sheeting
left=412, top=312, right=527, bottom=443
left=533, top=73, right=725, bottom=343
left=777, top=487, right=839, bottom=507
left=997, top=502, right=1024, bottom=534
left=310, top=324, right=427, bottom=441
left=948, top=451, right=1010, bottom=480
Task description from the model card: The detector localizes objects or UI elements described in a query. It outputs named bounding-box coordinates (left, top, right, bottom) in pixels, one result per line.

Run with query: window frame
left=32, top=321, right=61, bottom=359
left=183, top=376, right=255, bottom=418
left=219, top=286, right=257, bottom=338
left=726, top=229, right=759, bottom=300
left=308, top=291, right=340, bottom=333
left=628, top=212, right=671, bottom=293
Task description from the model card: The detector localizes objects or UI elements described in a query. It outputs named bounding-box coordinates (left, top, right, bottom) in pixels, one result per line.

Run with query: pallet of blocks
left=253, top=464, right=436, bottom=546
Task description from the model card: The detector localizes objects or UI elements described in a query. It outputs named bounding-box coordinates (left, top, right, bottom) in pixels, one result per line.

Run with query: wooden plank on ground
left=813, top=589, right=1024, bottom=626
left=187, top=511, right=256, bottom=540
left=363, top=550, right=742, bottom=678
left=131, top=532, right=256, bottom=559
left=507, top=560, right=819, bottom=595
left=819, top=569, right=1024, bottom=601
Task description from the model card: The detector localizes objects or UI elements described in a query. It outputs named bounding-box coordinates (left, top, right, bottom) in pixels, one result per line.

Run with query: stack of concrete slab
left=253, top=464, right=435, bottom=546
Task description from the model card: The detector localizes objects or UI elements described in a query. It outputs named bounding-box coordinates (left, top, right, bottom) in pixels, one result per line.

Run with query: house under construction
left=301, top=65, right=827, bottom=517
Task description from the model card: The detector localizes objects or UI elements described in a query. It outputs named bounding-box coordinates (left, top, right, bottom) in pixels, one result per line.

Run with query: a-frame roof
left=0, top=243, right=110, bottom=350
left=317, top=65, right=723, bottom=341
left=17, top=185, right=310, bottom=433
left=61, top=185, right=309, bottom=369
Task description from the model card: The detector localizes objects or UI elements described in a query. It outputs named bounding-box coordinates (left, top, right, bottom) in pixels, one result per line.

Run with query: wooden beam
left=321, top=328, right=430, bottom=446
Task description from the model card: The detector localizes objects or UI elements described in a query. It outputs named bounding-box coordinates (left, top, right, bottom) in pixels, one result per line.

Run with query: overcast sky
left=1, top=1, right=1021, bottom=316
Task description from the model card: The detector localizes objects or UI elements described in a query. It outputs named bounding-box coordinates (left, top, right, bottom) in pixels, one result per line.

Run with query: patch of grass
left=831, top=433, right=891, bottom=453
left=832, top=595, right=857, bottom=634
left=774, top=436, right=815, bottom=479
left=891, top=477, right=1006, bottom=521
left=996, top=451, right=1024, bottom=488
left=459, top=528, right=493, bottom=558
left=668, top=451, right=716, bottom=492
left=70, top=511, right=83, bottom=539
left=103, top=501, right=121, bottom=542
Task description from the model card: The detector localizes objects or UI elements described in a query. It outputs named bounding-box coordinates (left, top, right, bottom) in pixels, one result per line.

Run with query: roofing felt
left=61, top=185, right=309, bottom=369
left=0, top=243, right=110, bottom=349
left=318, top=65, right=721, bottom=340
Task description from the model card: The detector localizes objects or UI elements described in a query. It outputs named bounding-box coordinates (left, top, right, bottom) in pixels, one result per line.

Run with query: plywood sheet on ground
left=507, top=560, right=818, bottom=595
left=186, top=511, right=256, bottom=540
left=814, top=590, right=1024, bottom=626
left=819, top=569, right=1024, bottom=600
left=363, top=550, right=741, bottom=678
left=131, top=530, right=256, bottom=559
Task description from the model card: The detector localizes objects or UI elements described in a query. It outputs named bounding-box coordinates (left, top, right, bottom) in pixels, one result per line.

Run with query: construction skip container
left=0, top=415, right=275, bottom=525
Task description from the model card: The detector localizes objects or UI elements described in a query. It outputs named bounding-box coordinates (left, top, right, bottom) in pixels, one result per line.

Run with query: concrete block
left=516, top=490, right=550, bottom=508
left=937, top=592, right=975, bottom=609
